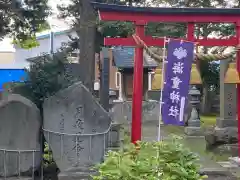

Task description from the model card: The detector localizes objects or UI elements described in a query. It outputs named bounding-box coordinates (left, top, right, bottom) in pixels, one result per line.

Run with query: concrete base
left=58, top=166, right=97, bottom=180
left=188, top=119, right=201, bottom=127
left=58, top=172, right=90, bottom=180
left=184, top=127, right=203, bottom=136
left=0, top=178, right=33, bottom=180
left=200, top=168, right=238, bottom=180
left=205, top=127, right=238, bottom=148
left=214, top=127, right=238, bottom=143
left=216, top=118, right=237, bottom=128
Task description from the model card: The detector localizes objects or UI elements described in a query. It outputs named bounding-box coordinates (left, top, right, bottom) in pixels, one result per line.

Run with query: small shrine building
left=111, top=47, right=158, bottom=101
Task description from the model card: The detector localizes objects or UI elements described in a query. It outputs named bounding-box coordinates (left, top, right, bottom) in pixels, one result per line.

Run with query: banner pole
left=157, top=37, right=168, bottom=141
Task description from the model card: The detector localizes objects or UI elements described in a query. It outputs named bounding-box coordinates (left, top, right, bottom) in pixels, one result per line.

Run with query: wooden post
left=100, top=48, right=110, bottom=111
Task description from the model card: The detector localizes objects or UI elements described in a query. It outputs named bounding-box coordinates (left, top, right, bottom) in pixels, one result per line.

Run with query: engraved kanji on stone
left=59, top=113, right=65, bottom=132
left=76, top=106, right=83, bottom=118
left=170, top=91, right=180, bottom=103
left=59, top=119, right=65, bottom=132
left=72, top=137, right=84, bottom=157
left=227, top=93, right=233, bottom=101
left=73, top=106, right=84, bottom=134
left=92, top=109, right=97, bottom=117
left=73, top=118, right=84, bottom=129
left=228, top=111, right=233, bottom=116
left=171, top=76, right=182, bottom=89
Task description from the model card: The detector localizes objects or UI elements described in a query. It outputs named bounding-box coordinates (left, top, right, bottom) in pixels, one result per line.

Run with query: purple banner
left=162, top=39, right=194, bottom=125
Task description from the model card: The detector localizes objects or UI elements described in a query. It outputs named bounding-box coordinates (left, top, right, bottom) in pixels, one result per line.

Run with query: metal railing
left=0, top=148, right=40, bottom=179
left=0, top=123, right=118, bottom=179
left=42, top=123, right=113, bottom=171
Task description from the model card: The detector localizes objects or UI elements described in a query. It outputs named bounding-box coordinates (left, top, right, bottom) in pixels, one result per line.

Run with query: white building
left=13, top=29, right=77, bottom=69
left=0, top=38, right=15, bottom=68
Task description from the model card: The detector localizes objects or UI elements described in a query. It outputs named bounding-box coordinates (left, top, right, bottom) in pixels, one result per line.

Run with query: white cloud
left=0, top=38, right=15, bottom=52
left=0, top=0, right=71, bottom=52
left=47, top=0, right=72, bottom=30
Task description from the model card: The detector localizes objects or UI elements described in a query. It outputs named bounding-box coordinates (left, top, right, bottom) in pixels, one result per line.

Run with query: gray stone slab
left=218, top=161, right=239, bottom=168
left=216, top=117, right=237, bottom=128
left=184, top=127, right=204, bottom=136
left=58, top=166, right=97, bottom=180
left=200, top=168, right=238, bottom=180
left=110, top=100, right=160, bottom=124
left=0, top=94, right=41, bottom=177
left=205, top=127, right=238, bottom=148
left=109, top=123, right=121, bottom=147
left=43, top=82, right=112, bottom=172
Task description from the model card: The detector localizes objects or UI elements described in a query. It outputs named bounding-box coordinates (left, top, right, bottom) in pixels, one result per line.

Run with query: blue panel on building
left=112, top=47, right=158, bottom=68
left=0, top=69, right=27, bottom=91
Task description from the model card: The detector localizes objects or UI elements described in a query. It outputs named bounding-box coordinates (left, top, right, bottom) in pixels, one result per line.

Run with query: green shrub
left=92, top=137, right=207, bottom=180
left=11, top=51, right=78, bottom=109
left=43, top=142, right=54, bottom=167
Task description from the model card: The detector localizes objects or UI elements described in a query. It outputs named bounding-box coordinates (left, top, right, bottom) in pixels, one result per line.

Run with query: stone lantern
left=184, top=63, right=202, bottom=125
left=184, top=85, right=203, bottom=136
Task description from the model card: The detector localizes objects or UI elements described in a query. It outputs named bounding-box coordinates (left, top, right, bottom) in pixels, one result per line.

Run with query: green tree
left=12, top=52, right=77, bottom=109
left=1, top=0, right=50, bottom=48
left=58, top=0, right=141, bottom=92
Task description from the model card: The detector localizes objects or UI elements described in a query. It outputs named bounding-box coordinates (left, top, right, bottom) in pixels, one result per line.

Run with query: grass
left=200, top=114, right=217, bottom=128
left=161, top=114, right=218, bottom=136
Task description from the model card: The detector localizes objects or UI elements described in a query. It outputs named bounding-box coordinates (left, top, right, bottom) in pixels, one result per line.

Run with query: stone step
left=200, top=168, right=238, bottom=180
left=58, top=166, right=98, bottom=180
left=218, top=161, right=239, bottom=168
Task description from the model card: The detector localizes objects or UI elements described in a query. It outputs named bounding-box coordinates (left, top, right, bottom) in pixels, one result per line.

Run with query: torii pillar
left=236, top=22, right=240, bottom=156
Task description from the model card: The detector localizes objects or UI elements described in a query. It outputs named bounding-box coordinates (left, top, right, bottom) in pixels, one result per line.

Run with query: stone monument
left=43, top=82, right=112, bottom=172
left=217, top=61, right=237, bottom=128
left=0, top=94, right=41, bottom=177
left=205, top=60, right=238, bottom=147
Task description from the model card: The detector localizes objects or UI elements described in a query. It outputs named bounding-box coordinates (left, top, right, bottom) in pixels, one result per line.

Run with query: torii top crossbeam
left=92, top=2, right=240, bottom=149
left=93, top=2, right=240, bottom=47
left=95, top=3, right=240, bottom=21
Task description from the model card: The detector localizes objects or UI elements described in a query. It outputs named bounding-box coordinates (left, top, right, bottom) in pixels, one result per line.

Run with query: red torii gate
left=92, top=2, right=240, bottom=148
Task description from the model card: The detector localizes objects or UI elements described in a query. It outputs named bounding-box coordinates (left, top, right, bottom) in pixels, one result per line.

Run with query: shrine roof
left=92, top=2, right=240, bottom=15
left=112, top=47, right=158, bottom=68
